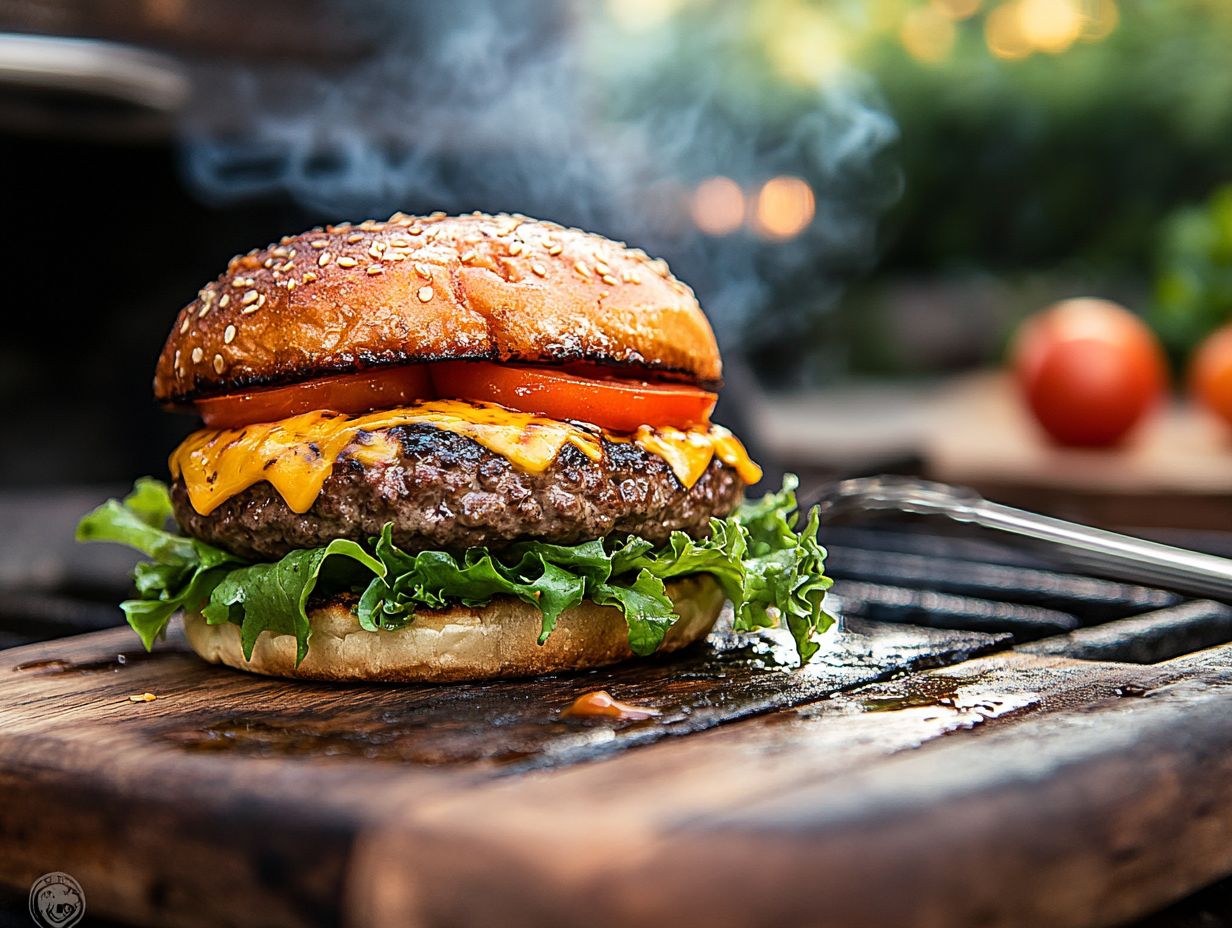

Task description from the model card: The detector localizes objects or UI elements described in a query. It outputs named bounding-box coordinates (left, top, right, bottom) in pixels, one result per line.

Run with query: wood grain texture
left=1, top=617, right=1230, bottom=928
left=924, top=372, right=1232, bottom=529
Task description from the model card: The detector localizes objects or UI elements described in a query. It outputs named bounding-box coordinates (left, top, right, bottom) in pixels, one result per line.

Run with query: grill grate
left=821, top=523, right=1232, bottom=663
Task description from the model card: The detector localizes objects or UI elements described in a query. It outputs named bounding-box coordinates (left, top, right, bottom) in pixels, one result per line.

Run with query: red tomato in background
left=1011, top=298, right=1168, bottom=447
left=1190, top=324, right=1232, bottom=427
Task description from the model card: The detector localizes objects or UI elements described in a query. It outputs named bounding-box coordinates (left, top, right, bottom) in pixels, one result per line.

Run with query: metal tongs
left=812, top=476, right=1232, bottom=602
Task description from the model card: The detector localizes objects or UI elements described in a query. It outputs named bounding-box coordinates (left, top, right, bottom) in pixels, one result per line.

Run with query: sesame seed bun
left=155, top=212, right=721, bottom=404
left=181, top=575, right=725, bottom=683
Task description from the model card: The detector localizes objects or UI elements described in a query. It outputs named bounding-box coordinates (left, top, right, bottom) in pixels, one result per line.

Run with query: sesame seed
left=508, top=240, right=524, bottom=256
left=241, top=290, right=259, bottom=305
left=408, top=225, right=424, bottom=235
left=602, top=274, right=618, bottom=286
left=223, top=325, right=236, bottom=344
left=263, top=258, right=274, bottom=269
left=286, top=279, right=297, bottom=290
left=302, top=271, right=318, bottom=283
left=385, top=252, right=408, bottom=262
left=272, top=246, right=290, bottom=258
left=213, top=354, right=225, bottom=374
left=198, top=303, right=211, bottom=318
left=370, top=240, right=387, bottom=254
left=173, top=349, right=181, bottom=367
left=542, top=236, right=557, bottom=248
left=191, top=347, right=203, bottom=364
left=367, top=265, right=384, bottom=276
left=594, top=260, right=611, bottom=275
left=574, top=261, right=591, bottom=279
left=547, top=244, right=563, bottom=256
left=460, top=250, right=476, bottom=264
left=198, top=288, right=213, bottom=303
left=232, top=277, right=254, bottom=288
left=390, top=238, right=411, bottom=248
left=531, top=262, right=547, bottom=277
left=180, top=316, right=190, bottom=334
left=219, top=293, right=230, bottom=308
left=310, top=240, right=328, bottom=249
left=621, top=269, right=639, bottom=283
left=428, top=211, right=446, bottom=221
left=415, top=263, right=433, bottom=278
left=346, top=233, right=364, bottom=244
left=318, top=252, right=332, bottom=267
left=336, top=256, right=358, bottom=267
left=417, top=286, right=434, bottom=302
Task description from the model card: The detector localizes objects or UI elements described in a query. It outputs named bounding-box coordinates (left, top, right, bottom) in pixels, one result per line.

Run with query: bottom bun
left=182, top=574, right=725, bottom=682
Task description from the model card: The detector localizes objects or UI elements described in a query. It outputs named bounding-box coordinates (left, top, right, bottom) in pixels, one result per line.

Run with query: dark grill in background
left=821, top=523, right=1232, bottom=659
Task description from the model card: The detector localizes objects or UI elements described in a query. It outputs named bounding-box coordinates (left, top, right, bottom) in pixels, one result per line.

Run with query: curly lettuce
left=76, top=476, right=833, bottom=666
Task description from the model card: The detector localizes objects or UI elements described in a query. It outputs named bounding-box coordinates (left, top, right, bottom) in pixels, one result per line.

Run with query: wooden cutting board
left=925, top=372, right=1232, bottom=529
left=2, top=615, right=1232, bottom=928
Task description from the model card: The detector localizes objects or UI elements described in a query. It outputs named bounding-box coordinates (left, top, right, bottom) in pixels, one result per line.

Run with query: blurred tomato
left=1011, top=298, right=1168, bottom=447
left=1189, top=324, right=1232, bottom=427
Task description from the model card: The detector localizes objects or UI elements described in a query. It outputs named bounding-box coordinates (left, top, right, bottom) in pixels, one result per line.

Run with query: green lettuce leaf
left=75, top=481, right=244, bottom=649
left=76, top=475, right=833, bottom=666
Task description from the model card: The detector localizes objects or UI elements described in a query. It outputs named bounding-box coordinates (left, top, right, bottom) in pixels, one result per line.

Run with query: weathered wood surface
left=1, top=615, right=1230, bottom=928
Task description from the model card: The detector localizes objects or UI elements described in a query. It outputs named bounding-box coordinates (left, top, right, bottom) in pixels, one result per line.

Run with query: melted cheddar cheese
left=169, top=399, right=762, bottom=516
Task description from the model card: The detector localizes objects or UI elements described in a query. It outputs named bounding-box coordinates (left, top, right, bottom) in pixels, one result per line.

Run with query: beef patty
left=172, top=424, right=746, bottom=560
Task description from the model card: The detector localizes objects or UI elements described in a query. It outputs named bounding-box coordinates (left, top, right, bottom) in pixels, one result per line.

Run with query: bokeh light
left=900, top=6, right=958, bottom=63
left=985, top=3, right=1033, bottom=59
left=931, top=0, right=982, bottom=20
left=1017, top=0, right=1083, bottom=53
left=691, top=176, right=746, bottom=236
left=605, top=0, right=685, bottom=32
left=1079, top=0, right=1119, bottom=41
left=764, top=4, right=847, bottom=86
left=755, top=176, right=816, bottom=239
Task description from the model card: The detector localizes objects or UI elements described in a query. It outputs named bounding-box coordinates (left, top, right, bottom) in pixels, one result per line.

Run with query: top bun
left=154, top=212, right=721, bottom=404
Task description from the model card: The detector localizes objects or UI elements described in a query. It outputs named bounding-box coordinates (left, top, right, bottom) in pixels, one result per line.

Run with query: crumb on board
left=128, top=693, right=157, bottom=703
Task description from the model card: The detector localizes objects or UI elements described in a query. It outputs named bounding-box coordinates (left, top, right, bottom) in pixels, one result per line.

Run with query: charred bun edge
left=181, top=575, right=726, bottom=683
left=155, top=211, right=722, bottom=405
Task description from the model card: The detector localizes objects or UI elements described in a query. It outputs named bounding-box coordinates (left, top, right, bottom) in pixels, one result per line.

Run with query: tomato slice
left=194, top=362, right=716, bottom=432
left=196, top=366, right=432, bottom=429
left=430, top=362, right=717, bottom=432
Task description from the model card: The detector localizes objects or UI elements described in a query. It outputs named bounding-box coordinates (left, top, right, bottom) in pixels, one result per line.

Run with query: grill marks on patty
left=170, top=424, right=746, bottom=561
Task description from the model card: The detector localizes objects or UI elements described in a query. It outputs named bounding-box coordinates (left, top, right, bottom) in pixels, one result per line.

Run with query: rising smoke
left=179, top=0, right=900, bottom=385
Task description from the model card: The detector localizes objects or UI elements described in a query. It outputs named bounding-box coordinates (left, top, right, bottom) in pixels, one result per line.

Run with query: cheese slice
left=170, top=399, right=763, bottom=516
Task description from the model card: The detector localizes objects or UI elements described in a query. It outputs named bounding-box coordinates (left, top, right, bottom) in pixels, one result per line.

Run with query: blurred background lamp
left=691, top=176, right=746, bottom=236
left=755, top=175, right=815, bottom=240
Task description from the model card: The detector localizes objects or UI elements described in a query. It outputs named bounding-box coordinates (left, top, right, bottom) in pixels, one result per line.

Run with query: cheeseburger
left=78, top=212, right=832, bottom=681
